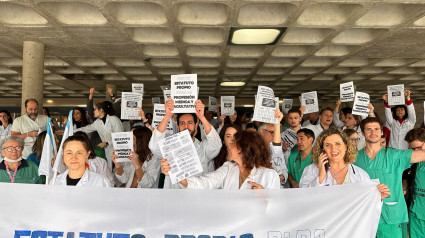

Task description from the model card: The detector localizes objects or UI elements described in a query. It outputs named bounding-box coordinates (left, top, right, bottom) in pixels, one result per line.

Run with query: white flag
left=38, top=118, right=57, bottom=179
left=52, top=110, right=74, bottom=183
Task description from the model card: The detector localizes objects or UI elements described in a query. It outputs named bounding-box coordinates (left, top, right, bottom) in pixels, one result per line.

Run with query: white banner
left=4, top=181, right=381, bottom=237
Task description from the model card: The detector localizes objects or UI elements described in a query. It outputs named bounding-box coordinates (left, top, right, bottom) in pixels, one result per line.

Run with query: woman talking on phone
left=299, top=128, right=390, bottom=199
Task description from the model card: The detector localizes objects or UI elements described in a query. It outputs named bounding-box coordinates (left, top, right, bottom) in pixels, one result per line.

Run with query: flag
left=38, top=118, right=57, bottom=179
left=52, top=110, right=74, bottom=184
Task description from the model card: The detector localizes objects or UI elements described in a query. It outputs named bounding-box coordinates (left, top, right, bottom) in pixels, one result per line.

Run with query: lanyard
left=5, top=162, right=18, bottom=183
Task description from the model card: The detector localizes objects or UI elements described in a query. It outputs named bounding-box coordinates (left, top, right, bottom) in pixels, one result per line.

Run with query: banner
left=4, top=181, right=381, bottom=237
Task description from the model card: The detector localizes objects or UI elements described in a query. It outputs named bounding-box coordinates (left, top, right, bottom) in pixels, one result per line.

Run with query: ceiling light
left=220, top=82, right=246, bottom=87
left=228, top=27, right=286, bottom=45
left=46, top=100, right=53, bottom=103
left=243, top=104, right=254, bottom=108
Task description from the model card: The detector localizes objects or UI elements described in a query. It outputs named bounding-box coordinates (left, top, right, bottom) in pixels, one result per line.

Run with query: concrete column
left=106, top=84, right=117, bottom=101
left=21, top=41, right=45, bottom=115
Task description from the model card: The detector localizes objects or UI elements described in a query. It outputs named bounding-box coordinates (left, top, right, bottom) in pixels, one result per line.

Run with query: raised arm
left=383, top=94, right=394, bottom=126
left=405, top=90, right=416, bottom=125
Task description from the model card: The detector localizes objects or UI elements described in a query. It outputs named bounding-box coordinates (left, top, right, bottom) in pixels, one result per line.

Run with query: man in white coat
left=258, top=109, right=288, bottom=187
left=149, top=98, right=222, bottom=189
left=11, top=99, right=48, bottom=158
left=305, top=107, right=334, bottom=142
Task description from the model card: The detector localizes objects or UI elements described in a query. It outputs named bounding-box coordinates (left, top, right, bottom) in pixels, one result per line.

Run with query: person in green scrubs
left=0, top=136, right=42, bottom=184
left=355, top=117, right=425, bottom=238
left=287, top=128, right=314, bottom=188
left=404, top=128, right=425, bottom=238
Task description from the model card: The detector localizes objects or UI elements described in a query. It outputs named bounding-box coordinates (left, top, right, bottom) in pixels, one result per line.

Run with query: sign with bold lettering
left=4, top=181, right=381, bottom=237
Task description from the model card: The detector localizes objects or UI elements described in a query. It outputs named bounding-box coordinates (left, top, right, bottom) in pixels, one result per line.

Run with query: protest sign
left=171, top=74, right=197, bottom=113
left=111, top=132, right=134, bottom=163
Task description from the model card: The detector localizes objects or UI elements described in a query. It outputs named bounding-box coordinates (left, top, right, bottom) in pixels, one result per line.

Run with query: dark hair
left=297, top=128, right=315, bottom=141
left=145, top=113, right=153, bottom=119
left=73, top=132, right=95, bottom=159
left=43, top=107, right=51, bottom=117
left=360, top=117, right=383, bottom=133
left=340, top=107, right=352, bottom=116
left=392, top=105, right=408, bottom=120
left=32, top=131, right=47, bottom=160
left=213, top=124, right=243, bottom=170
left=133, top=127, right=153, bottom=163
left=245, top=122, right=258, bottom=131
left=287, top=108, right=301, bottom=116
left=0, top=110, right=13, bottom=125
left=405, top=128, right=425, bottom=143
left=73, top=108, right=90, bottom=128
left=234, top=130, right=272, bottom=171
left=63, top=135, right=92, bottom=156
left=176, top=113, right=197, bottom=125
left=320, top=107, right=333, bottom=115
left=95, top=102, right=115, bottom=116
left=343, top=128, right=358, bottom=138
left=24, top=99, right=38, bottom=107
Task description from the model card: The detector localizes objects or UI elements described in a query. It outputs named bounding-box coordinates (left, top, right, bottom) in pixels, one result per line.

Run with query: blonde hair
left=312, top=128, right=357, bottom=165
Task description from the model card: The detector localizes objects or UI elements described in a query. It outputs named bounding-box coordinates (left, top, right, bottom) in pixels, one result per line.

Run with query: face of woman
left=0, top=112, right=9, bottom=124
left=73, top=110, right=82, bottom=122
left=2, top=140, right=22, bottom=160
left=63, top=141, right=89, bottom=171
left=229, top=111, right=237, bottom=122
left=344, top=113, right=357, bottom=128
left=396, top=107, right=405, bottom=118
left=322, top=134, right=347, bottom=163
left=93, top=107, right=103, bottom=118
left=224, top=127, right=237, bottom=149
left=349, top=133, right=359, bottom=147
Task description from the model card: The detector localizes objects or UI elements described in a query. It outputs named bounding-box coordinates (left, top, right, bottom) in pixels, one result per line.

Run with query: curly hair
left=212, top=124, right=243, bottom=170
left=234, top=130, right=272, bottom=171
left=312, top=128, right=357, bottom=165
left=392, top=105, right=408, bottom=120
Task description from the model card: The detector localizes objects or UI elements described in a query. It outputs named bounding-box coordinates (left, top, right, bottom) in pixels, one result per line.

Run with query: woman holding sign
left=161, top=130, right=280, bottom=189
left=383, top=90, right=416, bottom=149
left=112, top=127, right=161, bottom=188
left=50, top=135, right=111, bottom=187
left=299, top=129, right=390, bottom=199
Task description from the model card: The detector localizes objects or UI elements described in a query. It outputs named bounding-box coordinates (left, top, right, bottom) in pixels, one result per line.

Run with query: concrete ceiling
left=1, top=0, right=425, bottom=104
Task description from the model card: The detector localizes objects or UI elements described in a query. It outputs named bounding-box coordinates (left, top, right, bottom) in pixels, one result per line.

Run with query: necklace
left=329, top=165, right=348, bottom=181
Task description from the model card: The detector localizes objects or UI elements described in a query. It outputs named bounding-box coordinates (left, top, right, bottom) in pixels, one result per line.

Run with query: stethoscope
left=293, top=151, right=312, bottom=173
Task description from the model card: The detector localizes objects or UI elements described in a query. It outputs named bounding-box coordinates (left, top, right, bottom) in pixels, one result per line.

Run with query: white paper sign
left=301, top=91, right=319, bottom=114
left=152, top=97, right=161, bottom=105
left=388, top=84, right=405, bottom=106
left=253, top=86, right=278, bottom=124
left=111, top=132, right=134, bottom=163
left=221, top=96, right=235, bottom=116
left=282, top=99, right=293, bottom=114
left=152, top=104, right=174, bottom=135
left=121, top=92, right=142, bottom=120
left=340, top=81, right=355, bottom=102
left=163, top=89, right=171, bottom=102
left=158, top=130, right=203, bottom=184
left=275, top=97, right=279, bottom=109
left=352, top=92, right=370, bottom=118
left=171, top=74, right=198, bottom=113
left=208, top=96, right=217, bottom=112
left=131, top=83, right=144, bottom=96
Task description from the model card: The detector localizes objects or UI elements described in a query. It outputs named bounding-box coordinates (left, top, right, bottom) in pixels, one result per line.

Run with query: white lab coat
left=51, top=169, right=111, bottom=187
left=299, top=163, right=370, bottom=188
left=75, top=114, right=124, bottom=170
left=183, top=161, right=280, bottom=189
left=11, top=115, right=49, bottom=158
left=332, top=112, right=345, bottom=129
left=385, top=102, right=416, bottom=149
left=270, top=142, right=288, bottom=184
left=114, top=154, right=161, bottom=188
left=149, top=126, right=222, bottom=189
left=88, top=157, right=115, bottom=186
left=0, top=124, right=12, bottom=140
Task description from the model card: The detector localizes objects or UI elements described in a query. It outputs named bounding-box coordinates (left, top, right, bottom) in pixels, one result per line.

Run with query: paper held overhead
left=171, top=74, right=198, bottom=113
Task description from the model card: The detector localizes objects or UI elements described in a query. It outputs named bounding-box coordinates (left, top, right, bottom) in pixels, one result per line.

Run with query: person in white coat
left=299, top=128, right=390, bottom=199
left=383, top=90, right=416, bottom=149
left=149, top=99, right=222, bottom=189
left=112, top=126, right=160, bottom=188
left=50, top=136, right=110, bottom=187
left=75, top=102, right=124, bottom=170
left=161, top=130, right=280, bottom=190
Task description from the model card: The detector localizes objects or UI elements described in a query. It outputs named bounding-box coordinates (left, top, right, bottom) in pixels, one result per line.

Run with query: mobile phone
left=322, top=150, right=330, bottom=172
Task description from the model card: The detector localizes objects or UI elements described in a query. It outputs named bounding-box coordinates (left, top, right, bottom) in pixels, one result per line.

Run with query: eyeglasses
left=2, top=146, right=22, bottom=152
left=350, top=138, right=360, bottom=143
left=264, top=130, right=274, bottom=135
left=409, top=142, right=425, bottom=151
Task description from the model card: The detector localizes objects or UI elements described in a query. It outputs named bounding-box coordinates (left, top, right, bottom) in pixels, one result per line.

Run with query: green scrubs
left=287, top=151, right=312, bottom=186
left=0, top=160, right=43, bottom=184
left=409, top=161, right=425, bottom=238
left=355, top=148, right=412, bottom=238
